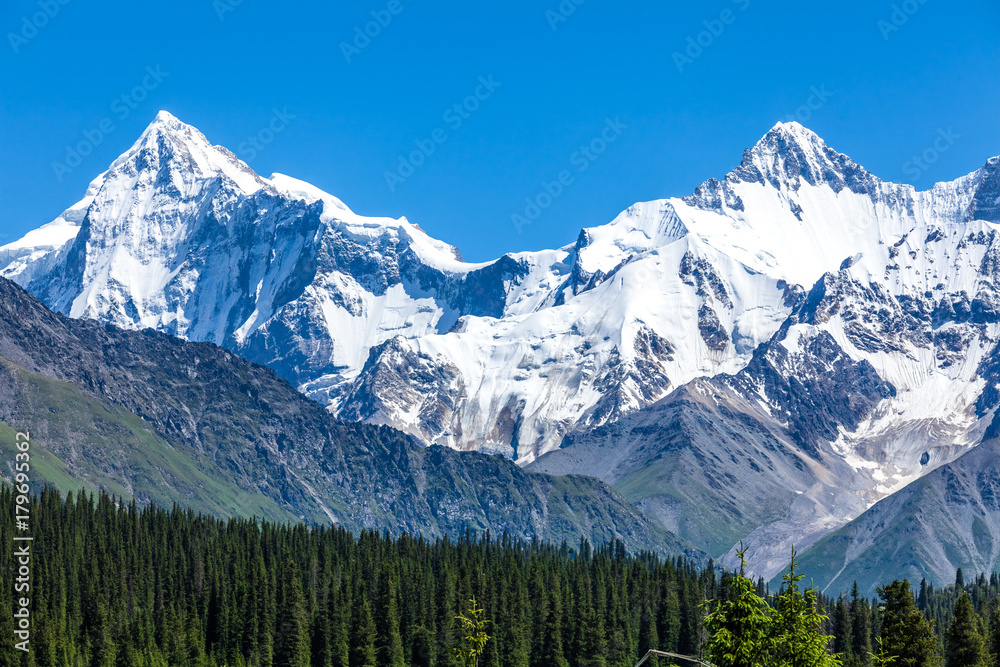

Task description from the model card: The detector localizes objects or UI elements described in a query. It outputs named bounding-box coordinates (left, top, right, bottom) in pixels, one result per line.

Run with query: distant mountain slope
left=530, top=318, right=899, bottom=576
left=793, top=435, right=1000, bottom=596
left=0, top=277, right=692, bottom=557
left=533, top=238, right=1000, bottom=580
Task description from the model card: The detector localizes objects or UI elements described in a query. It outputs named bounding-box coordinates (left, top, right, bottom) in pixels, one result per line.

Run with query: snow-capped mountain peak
left=5, top=114, right=1000, bottom=575
left=733, top=120, right=874, bottom=193
left=110, top=109, right=269, bottom=197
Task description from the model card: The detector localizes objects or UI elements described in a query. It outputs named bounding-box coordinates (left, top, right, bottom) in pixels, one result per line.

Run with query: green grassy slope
left=792, top=439, right=1000, bottom=596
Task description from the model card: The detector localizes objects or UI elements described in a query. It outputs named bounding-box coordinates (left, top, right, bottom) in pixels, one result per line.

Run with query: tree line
left=1, top=485, right=999, bottom=666
left=822, top=568, right=1000, bottom=667
left=707, top=547, right=1000, bottom=667
left=0, top=487, right=710, bottom=666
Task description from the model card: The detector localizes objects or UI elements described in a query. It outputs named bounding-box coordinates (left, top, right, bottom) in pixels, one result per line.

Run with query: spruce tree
left=877, top=579, right=938, bottom=667
left=453, top=597, right=492, bottom=667
left=328, top=583, right=350, bottom=667
left=538, top=580, right=569, bottom=667
left=24, top=487, right=1000, bottom=667
left=637, top=600, right=659, bottom=666
left=988, top=606, right=1000, bottom=666
left=945, top=593, right=986, bottom=667
left=583, top=568, right=609, bottom=667
left=496, top=573, right=529, bottom=667
left=376, top=568, right=405, bottom=667
left=409, top=625, right=436, bottom=667
left=83, top=567, right=115, bottom=667
left=769, top=549, right=840, bottom=667
left=833, top=597, right=853, bottom=661
left=849, top=582, right=872, bottom=667
left=274, top=559, right=310, bottom=667
left=657, top=579, right=681, bottom=654
left=703, top=544, right=772, bottom=667
left=349, top=596, right=377, bottom=667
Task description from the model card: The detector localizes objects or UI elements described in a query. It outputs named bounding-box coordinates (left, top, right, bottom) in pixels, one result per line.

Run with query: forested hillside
left=4, top=487, right=1000, bottom=666
left=0, top=487, right=709, bottom=667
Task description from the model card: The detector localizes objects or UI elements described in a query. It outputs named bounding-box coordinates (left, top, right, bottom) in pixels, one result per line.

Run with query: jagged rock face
left=729, top=123, right=878, bottom=195
left=531, top=324, right=902, bottom=577
left=316, top=232, right=790, bottom=458
left=5, top=113, right=1000, bottom=581
left=969, top=157, right=1000, bottom=223
left=335, top=337, right=467, bottom=439
left=530, top=379, right=822, bottom=561
left=728, top=327, right=897, bottom=458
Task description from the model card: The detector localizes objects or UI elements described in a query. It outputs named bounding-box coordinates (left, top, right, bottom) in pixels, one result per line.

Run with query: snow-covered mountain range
left=5, top=111, right=1000, bottom=583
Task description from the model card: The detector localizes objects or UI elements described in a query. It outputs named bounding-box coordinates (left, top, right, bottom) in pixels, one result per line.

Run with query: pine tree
left=581, top=567, right=609, bottom=667
left=769, top=549, right=841, bottom=667
left=453, top=597, right=491, bottom=667
left=833, top=597, right=853, bottom=661
left=877, top=580, right=938, bottom=667
left=328, top=583, right=350, bottom=667
left=605, top=570, right=633, bottom=667
left=703, top=544, right=772, bottom=667
left=637, top=599, right=659, bottom=665
left=274, top=559, right=310, bottom=667
left=849, top=583, right=872, bottom=667
left=538, top=580, right=569, bottom=667
left=871, top=637, right=896, bottom=667
left=21, top=487, right=1000, bottom=667
left=349, top=596, right=377, bottom=667
left=409, top=625, right=436, bottom=667
left=988, top=606, right=1000, bottom=666
left=657, top=578, right=681, bottom=654
left=376, top=568, right=405, bottom=667
left=496, top=572, right=529, bottom=667
left=83, top=565, right=115, bottom=667
left=944, top=593, right=986, bottom=667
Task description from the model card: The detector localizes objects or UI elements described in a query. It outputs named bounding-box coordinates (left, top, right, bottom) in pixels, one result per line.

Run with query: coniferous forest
left=3, top=486, right=1000, bottom=667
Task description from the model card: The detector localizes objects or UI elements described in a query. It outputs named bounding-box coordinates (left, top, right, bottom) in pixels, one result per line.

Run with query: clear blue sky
left=1, top=0, right=998, bottom=261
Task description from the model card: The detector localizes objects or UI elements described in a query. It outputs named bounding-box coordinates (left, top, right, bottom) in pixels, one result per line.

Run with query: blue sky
left=1, top=0, right=998, bottom=262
